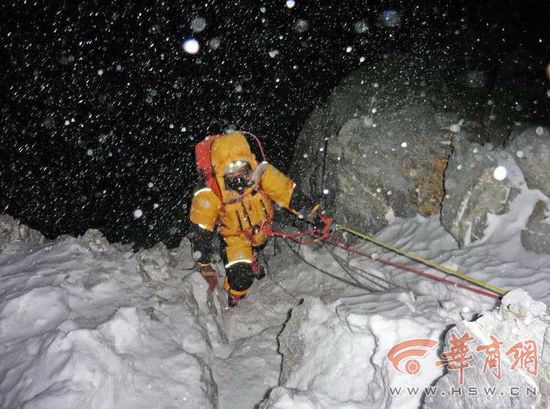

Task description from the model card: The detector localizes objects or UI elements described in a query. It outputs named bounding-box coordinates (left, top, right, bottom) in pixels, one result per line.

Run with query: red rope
left=265, top=223, right=499, bottom=299
left=324, top=239, right=500, bottom=299
left=266, top=226, right=334, bottom=245
left=242, top=131, right=267, bottom=162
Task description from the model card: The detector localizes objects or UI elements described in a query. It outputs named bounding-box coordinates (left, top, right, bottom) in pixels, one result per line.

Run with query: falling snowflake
left=294, top=19, right=309, bottom=33
left=354, top=20, right=369, bottom=34
left=208, top=37, right=221, bottom=50
left=190, top=17, right=206, bottom=33
left=182, top=38, right=200, bottom=54
left=493, top=166, right=507, bottom=181
left=450, top=124, right=461, bottom=133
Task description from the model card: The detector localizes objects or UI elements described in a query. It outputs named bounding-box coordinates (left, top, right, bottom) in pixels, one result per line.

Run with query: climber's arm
left=259, top=163, right=319, bottom=216
left=189, top=188, right=222, bottom=263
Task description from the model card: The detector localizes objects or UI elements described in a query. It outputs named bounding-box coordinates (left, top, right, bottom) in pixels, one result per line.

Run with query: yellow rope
left=336, top=225, right=507, bottom=296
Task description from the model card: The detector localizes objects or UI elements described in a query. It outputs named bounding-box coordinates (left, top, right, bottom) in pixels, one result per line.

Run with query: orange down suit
left=189, top=132, right=297, bottom=295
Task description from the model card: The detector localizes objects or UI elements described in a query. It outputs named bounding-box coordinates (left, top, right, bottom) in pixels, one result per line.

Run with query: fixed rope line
left=324, top=244, right=386, bottom=291
left=335, top=224, right=507, bottom=297
left=283, top=240, right=381, bottom=292
left=324, top=239, right=500, bottom=299
left=322, top=243, right=396, bottom=292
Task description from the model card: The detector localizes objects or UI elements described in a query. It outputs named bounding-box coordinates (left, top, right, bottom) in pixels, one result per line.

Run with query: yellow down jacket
left=190, top=132, right=296, bottom=252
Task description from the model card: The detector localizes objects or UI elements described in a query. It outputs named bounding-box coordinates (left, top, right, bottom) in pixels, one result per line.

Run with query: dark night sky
left=1, top=0, right=548, bottom=247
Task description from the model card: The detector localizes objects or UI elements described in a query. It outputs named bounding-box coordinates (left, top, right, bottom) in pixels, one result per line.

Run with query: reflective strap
left=225, top=259, right=252, bottom=268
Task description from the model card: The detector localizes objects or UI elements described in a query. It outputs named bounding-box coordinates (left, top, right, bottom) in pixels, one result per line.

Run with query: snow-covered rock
left=264, top=288, right=550, bottom=409
left=136, top=241, right=176, bottom=282
left=521, top=200, right=550, bottom=254
left=269, top=293, right=456, bottom=408
left=425, top=289, right=550, bottom=409
left=0, top=231, right=218, bottom=409
left=441, top=139, right=523, bottom=247
left=505, top=126, right=550, bottom=254
left=441, top=131, right=550, bottom=253
left=508, top=126, right=550, bottom=197
left=3, top=203, right=550, bottom=408
left=0, top=214, right=44, bottom=250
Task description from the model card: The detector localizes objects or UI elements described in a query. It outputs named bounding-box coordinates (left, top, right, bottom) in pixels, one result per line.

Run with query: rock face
left=425, top=289, right=550, bottom=409
left=289, top=54, right=550, bottom=252
left=508, top=126, right=550, bottom=253
left=440, top=126, right=550, bottom=253
left=290, top=55, right=454, bottom=234
left=508, top=126, right=550, bottom=197
left=0, top=214, right=44, bottom=250
left=521, top=200, right=550, bottom=254
left=440, top=139, right=522, bottom=247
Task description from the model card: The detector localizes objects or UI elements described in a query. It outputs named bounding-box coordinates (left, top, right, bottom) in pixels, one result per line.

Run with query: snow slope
left=1, top=203, right=550, bottom=408
left=0, top=230, right=220, bottom=408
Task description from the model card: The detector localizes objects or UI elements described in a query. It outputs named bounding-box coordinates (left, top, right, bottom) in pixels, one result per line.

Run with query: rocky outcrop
left=290, top=55, right=455, bottom=234
left=510, top=127, right=550, bottom=253
left=508, top=126, right=550, bottom=197
left=440, top=139, right=522, bottom=247
left=290, top=54, right=549, bottom=253
left=521, top=200, right=550, bottom=254
left=0, top=214, right=44, bottom=250
left=440, top=126, right=550, bottom=253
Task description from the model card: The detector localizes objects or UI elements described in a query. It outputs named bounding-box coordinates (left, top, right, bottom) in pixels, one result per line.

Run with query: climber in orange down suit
left=189, top=131, right=327, bottom=307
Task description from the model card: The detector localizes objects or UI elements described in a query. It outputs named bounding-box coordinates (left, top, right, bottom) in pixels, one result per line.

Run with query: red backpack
left=195, top=134, right=223, bottom=199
